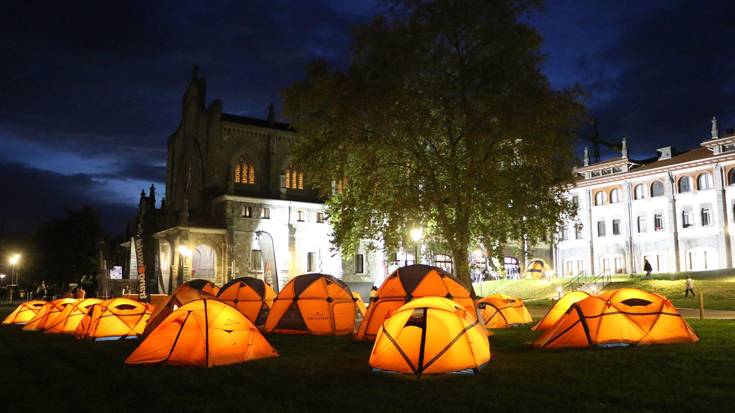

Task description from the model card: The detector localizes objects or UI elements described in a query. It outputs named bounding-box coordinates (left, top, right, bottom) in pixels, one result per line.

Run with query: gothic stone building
left=126, top=68, right=386, bottom=295
left=555, top=118, right=735, bottom=276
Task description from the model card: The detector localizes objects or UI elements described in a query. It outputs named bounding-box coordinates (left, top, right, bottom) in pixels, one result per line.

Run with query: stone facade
left=556, top=118, right=735, bottom=276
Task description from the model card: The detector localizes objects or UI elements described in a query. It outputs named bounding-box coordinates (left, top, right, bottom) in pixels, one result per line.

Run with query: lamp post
left=410, top=227, right=423, bottom=265
left=177, top=245, right=192, bottom=287
left=8, top=254, right=20, bottom=302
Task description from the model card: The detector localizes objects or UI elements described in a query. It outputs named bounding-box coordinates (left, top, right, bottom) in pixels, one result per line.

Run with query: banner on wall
left=135, top=223, right=148, bottom=301
left=256, top=230, right=279, bottom=293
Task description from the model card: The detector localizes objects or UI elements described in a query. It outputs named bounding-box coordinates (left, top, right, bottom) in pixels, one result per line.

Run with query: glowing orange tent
left=533, top=288, right=699, bottom=348
left=352, top=292, right=367, bottom=317
left=143, top=285, right=213, bottom=336
left=126, top=299, right=278, bottom=367
left=355, top=265, right=478, bottom=341
left=369, top=297, right=490, bottom=377
left=44, top=298, right=102, bottom=334
left=264, top=273, right=357, bottom=335
left=75, top=298, right=153, bottom=341
left=22, top=298, right=78, bottom=331
left=184, top=279, right=220, bottom=296
left=531, top=291, right=591, bottom=331
left=2, top=300, right=47, bottom=325
left=477, top=294, right=533, bottom=328
left=524, top=259, right=550, bottom=279
left=216, top=277, right=276, bottom=325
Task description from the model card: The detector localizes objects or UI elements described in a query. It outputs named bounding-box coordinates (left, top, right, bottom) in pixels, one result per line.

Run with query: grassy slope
left=475, top=276, right=735, bottom=310
left=1, top=307, right=734, bottom=412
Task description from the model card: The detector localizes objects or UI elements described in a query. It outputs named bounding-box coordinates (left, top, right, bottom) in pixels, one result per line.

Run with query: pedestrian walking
left=685, top=276, right=696, bottom=298
left=643, top=259, right=653, bottom=279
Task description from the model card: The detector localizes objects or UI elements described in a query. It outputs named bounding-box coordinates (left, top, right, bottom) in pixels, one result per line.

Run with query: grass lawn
left=475, top=276, right=735, bottom=310
left=1, top=307, right=734, bottom=412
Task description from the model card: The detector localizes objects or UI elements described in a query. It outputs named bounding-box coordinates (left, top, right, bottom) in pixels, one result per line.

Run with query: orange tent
left=184, top=279, right=220, bottom=296
left=44, top=298, right=102, bottom=334
left=352, top=292, right=367, bottom=317
left=143, top=285, right=213, bottom=336
left=126, top=299, right=278, bottom=367
left=264, top=273, right=357, bottom=335
left=531, top=291, right=591, bottom=331
left=533, top=288, right=699, bottom=348
left=369, top=297, right=490, bottom=377
left=22, top=298, right=78, bottom=331
left=2, top=300, right=47, bottom=325
left=75, top=298, right=153, bottom=341
left=355, top=265, right=478, bottom=341
left=216, top=277, right=276, bottom=325
left=477, top=293, right=533, bottom=328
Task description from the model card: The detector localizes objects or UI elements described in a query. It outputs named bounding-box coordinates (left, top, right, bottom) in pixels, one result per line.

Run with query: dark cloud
left=0, top=161, right=137, bottom=233
left=574, top=0, right=735, bottom=156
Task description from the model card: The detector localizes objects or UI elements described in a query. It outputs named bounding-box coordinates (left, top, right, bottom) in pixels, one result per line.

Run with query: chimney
left=711, top=116, right=719, bottom=139
left=621, top=137, right=628, bottom=158
left=583, top=146, right=589, bottom=166
left=656, top=146, right=672, bottom=160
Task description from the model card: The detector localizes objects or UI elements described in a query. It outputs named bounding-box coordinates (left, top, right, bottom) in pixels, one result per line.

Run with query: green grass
left=475, top=276, right=735, bottom=310
left=2, top=307, right=734, bottom=412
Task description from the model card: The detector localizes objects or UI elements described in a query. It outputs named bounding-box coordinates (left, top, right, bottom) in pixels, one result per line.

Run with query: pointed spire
left=267, top=102, right=275, bottom=126
left=711, top=116, right=719, bottom=139
left=583, top=146, right=589, bottom=166
left=148, top=184, right=156, bottom=207
left=621, top=137, right=628, bottom=158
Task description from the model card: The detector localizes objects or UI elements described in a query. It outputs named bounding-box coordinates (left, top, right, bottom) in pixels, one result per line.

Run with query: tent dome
left=476, top=294, right=533, bottom=328
left=183, top=279, right=220, bottom=296
left=126, top=299, right=278, bottom=367
left=144, top=285, right=214, bottom=336
left=369, top=297, right=490, bottom=377
left=533, top=288, right=699, bottom=348
left=264, top=273, right=357, bottom=335
left=75, top=298, right=154, bottom=341
left=531, top=291, right=591, bottom=331
left=216, top=277, right=276, bottom=325
left=22, top=298, right=78, bottom=331
left=355, top=264, right=478, bottom=341
left=44, top=298, right=102, bottom=334
left=2, top=300, right=47, bottom=325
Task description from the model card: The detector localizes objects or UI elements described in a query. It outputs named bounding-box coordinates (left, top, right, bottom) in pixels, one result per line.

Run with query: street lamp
left=177, top=245, right=192, bottom=286
left=410, top=227, right=423, bottom=265
left=8, top=254, right=21, bottom=302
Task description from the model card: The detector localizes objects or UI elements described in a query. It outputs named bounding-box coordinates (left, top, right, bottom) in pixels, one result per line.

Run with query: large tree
left=283, top=0, right=583, bottom=287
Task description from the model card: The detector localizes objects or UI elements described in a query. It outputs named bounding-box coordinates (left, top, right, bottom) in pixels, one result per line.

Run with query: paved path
left=528, top=306, right=735, bottom=320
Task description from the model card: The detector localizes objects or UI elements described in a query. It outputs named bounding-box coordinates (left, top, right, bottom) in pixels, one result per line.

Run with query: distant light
left=178, top=245, right=192, bottom=257
left=0, top=274, right=5, bottom=279
left=8, top=254, right=20, bottom=265
left=410, top=227, right=424, bottom=242
left=556, top=286, right=563, bottom=293
left=473, top=249, right=483, bottom=258
left=545, top=270, right=554, bottom=277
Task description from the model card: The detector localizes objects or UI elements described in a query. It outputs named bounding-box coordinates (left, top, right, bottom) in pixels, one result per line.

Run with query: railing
left=561, top=270, right=612, bottom=295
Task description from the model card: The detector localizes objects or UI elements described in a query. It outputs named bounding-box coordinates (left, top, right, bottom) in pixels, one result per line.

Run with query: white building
left=555, top=117, right=735, bottom=276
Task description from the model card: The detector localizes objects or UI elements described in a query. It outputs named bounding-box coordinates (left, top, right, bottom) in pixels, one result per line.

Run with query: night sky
left=1, top=0, right=733, bottom=234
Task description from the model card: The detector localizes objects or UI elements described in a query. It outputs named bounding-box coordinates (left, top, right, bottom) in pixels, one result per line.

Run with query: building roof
left=628, top=146, right=714, bottom=173
left=221, top=112, right=294, bottom=132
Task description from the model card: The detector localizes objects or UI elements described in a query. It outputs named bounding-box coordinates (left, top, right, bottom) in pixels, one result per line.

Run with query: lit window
left=261, top=207, right=270, bottom=219
left=234, top=157, right=255, bottom=184
left=316, top=212, right=325, bottom=223
left=697, top=173, right=713, bottom=190
left=574, top=222, right=583, bottom=239
left=728, top=169, right=735, bottom=186
left=335, top=177, right=348, bottom=194
left=609, top=188, right=621, bottom=204
left=637, top=216, right=647, bottom=233
left=594, top=191, right=606, bottom=206
left=240, top=206, right=252, bottom=218
left=597, top=221, right=606, bottom=237
left=678, top=177, right=691, bottom=193
left=654, top=213, right=664, bottom=231
left=650, top=181, right=664, bottom=197
left=701, top=208, right=712, bottom=226
left=633, top=184, right=645, bottom=200
left=284, top=164, right=304, bottom=190
left=612, top=219, right=620, bottom=235
left=682, top=210, right=691, bottom=228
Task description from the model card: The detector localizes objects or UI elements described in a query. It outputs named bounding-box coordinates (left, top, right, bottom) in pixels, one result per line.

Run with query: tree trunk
left=451, top=246, right=472, bottom=293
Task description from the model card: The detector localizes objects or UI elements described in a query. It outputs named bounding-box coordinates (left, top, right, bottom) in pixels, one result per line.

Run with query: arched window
left=728, top=169, right=735, bottom=186
left=192, top=244, right=216, bottom=279
left=233, top=157, right=255, bottom=184
left=633, top=184, right=645, bottom=200
left=334, top=177, right=348, bottom=194
left=697, top=173, right=713, bottom=190
left=284, top=164, right=304, bottom=190
left=609, top=188, right=621, bottom=203
left=159, top=241, right=171, bottom=294
left=678, top=176, right=691, bottom=193
left=594, top=191, right=606, bottom=206
left=650, top=181, right=664, bottom=197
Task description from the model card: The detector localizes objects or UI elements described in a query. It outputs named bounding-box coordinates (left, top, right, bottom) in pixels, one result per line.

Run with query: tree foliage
left=283, top=0, right=584, bottom=286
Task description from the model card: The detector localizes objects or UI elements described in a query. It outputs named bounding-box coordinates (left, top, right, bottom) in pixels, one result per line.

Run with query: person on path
left=685, top=276, right=696, bottom=298
left=368, top=285, right=378, bottom=303
left=643, top=259, right=653, bottom=279
left=75, top=286, right=86, bottom=299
